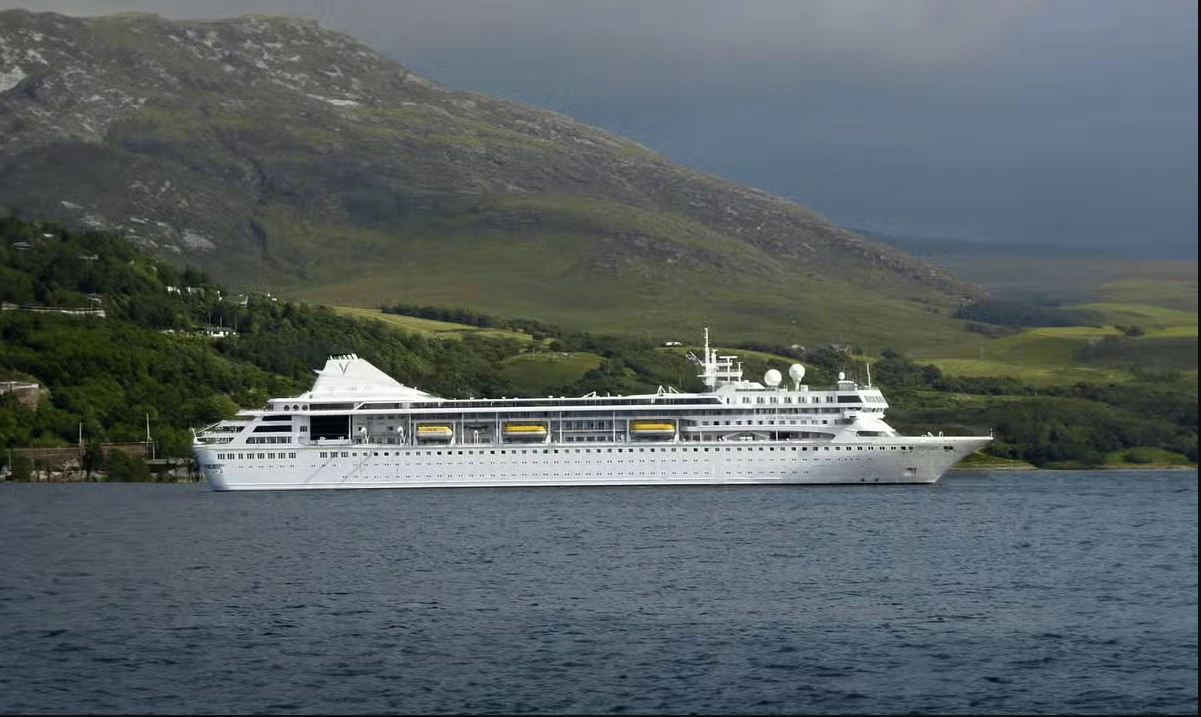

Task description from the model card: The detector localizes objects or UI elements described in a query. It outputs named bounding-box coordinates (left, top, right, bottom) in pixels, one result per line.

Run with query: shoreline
left=951, top=463, right=1197, bottom=472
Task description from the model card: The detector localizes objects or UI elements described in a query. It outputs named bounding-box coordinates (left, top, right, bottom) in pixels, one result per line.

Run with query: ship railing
left=192, top=421, right=229, bottom=444
left=312, top=437, right=354, bottom=446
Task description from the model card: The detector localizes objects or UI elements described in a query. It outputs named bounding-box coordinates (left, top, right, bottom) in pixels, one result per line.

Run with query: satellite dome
left=788, top=363, right=806, bottom=382
left=764, top=369, right=782, bottom=387
left=838, top=371, right=846, bottom=381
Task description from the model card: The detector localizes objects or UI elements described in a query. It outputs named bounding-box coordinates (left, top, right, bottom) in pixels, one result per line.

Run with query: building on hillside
left=0, top=303, right=106, bottom=318
left=0, top=381, right=40, bottom=409
left=199, top=325, right=234, bottom=339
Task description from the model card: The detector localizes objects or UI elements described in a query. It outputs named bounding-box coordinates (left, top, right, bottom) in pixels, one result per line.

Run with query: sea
left=0, top=470, right=1196, bottom=715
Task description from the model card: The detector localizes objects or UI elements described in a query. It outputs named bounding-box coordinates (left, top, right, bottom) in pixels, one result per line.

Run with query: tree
left=10, top=454, right=33, bottom=482
left=106, top=449, right=152, bottom=482
left=82, top=439, right=104, bottom=481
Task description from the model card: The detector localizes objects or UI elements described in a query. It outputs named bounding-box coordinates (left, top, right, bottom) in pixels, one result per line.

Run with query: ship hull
left=195, top=436, right=991, bottom=491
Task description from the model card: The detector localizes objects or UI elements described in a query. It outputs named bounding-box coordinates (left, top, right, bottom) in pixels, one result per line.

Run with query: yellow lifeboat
left=630, top=421, right=676, bottom=437
left=503, top=423, right=548, bottom=440
left=416, top=425, right=453, bottom=441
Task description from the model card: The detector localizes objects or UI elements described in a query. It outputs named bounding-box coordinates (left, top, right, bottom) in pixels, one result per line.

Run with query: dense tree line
left=383, top=302, right=563, bottom=340
left=953, top=298, right=1105, bottom=328
left=873, top=353, right=1197, bottom=465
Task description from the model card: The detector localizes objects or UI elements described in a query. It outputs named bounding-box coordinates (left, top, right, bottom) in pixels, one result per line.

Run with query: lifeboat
left=416, top=425, right=453, bottom=441
left=630, top=421, right=676, bottom=437
left=503, top=423, right=548, bottom=440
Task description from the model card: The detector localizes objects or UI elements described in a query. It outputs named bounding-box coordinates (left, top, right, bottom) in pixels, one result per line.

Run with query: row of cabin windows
left=312, top=445, right=924, bottom=458
left=215, top=444, right=954, bottom=462
left=740, top=395, right=854, bottom=404
left=352, top=407, right=860, bottom=431
left=700, top=419, right=830, bottom=426
left=215, top=444, right=948, bottom=462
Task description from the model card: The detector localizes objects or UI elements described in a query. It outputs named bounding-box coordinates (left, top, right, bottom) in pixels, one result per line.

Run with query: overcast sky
left=3, top=0, right=1197, bottom=259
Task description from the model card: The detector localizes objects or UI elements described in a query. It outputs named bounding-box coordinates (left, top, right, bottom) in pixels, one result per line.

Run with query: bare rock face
left=0, top=9, right=979, bottom=341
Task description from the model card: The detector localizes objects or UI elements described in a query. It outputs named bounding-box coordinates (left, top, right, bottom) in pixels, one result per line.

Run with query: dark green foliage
left=880, top=352, right=1198, bottom=466
left=384, top=303, right=563, bottom=339
left=1079, top=335, right=1198, bottom=372
left=9, top=454, right=33, bottom=481
left=965, top=322, right=1023, bottom=338
left=954, top=298, right=1106, bottom=328
left=106, top=449, right=152, bottom=482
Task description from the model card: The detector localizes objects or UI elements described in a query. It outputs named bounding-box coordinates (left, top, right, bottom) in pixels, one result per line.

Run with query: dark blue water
left=0, top=470, right=1196, bottom=715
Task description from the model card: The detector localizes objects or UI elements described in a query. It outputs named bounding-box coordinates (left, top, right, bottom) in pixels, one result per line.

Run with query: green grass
left=1102, top=447, right=1196, bottom=468
left=927, top=256, right=1197, bottom=311
left=925, top=358, right=1129, bottom=383
left=1096, top=271, right=1198, bottom=313
left=330, top=306, right=535, bottom=342
left=953, top=451, right=1036, bottom=471
left=909, top=289, right=1198, bottom=383
left=245, top=187, right=975, bottom=353
left=499, top=351, right=605, bottom=396
left=1069, top=302, right=1198, bottom=330
left=914, top=329, right=1127, bottom=383
left=294, top=244, right=973, bottom=352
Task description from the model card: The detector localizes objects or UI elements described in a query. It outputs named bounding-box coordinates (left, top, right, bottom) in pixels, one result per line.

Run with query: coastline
left=6, top=463, right=1195, bottom=484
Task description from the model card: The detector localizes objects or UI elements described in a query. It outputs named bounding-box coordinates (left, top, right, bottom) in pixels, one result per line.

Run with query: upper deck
left=195, top=330, right=898, bottom=448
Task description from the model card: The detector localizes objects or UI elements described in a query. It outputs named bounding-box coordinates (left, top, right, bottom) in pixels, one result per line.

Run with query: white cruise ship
left=193, top=330, right=992, bottom=491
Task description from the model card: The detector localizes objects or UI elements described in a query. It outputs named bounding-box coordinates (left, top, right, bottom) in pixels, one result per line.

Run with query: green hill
left=0, top=9, right=980, bottom=350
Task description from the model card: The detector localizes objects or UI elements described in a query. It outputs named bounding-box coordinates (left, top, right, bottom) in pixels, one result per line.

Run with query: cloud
left=2, top=0, right=1044, bottom=70
left=2, top=0, right=1195, bottom=258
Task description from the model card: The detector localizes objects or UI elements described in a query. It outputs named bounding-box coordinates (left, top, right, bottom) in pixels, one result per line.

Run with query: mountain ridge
left=0, top=9, right=982, bottom=348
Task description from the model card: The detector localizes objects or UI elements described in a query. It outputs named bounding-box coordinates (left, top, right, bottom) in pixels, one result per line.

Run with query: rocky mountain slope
left=0, top=9, right=981, bottom=346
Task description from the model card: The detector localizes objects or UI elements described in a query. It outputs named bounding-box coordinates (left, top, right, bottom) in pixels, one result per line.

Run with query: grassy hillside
left=0, top=9, right=979, bottom=353
left=912, top=289, right=1197, bottom=385
left=332, top=305, right=536, bottom=343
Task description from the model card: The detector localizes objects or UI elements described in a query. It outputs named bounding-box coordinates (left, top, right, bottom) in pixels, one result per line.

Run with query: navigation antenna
left=684, top=327, right=718, bottom=390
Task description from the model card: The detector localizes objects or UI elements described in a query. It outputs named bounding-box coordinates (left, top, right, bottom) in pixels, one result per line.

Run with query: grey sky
left=3, top=0, right=1197, bottom=258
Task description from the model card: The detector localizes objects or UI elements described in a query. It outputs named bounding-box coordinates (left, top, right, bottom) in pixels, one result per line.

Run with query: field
left=911, top=262, right=1198, bottom=384
left=331, top=306, right=536, bottom=342
left=327, top=254, right=1197, bottom=389
left=499, top=352, right=607, bottom=396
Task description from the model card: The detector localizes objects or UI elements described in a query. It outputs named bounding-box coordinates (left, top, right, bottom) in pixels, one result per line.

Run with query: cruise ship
left=193, top=330, right=992, bottom=491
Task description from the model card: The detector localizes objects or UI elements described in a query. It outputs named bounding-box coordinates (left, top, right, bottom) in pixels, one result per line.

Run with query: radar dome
left=838, top=371, right=846, bottom=381
left=764, top=369, right=782, bottom=387
left=788, top=363, right=806, bottom=382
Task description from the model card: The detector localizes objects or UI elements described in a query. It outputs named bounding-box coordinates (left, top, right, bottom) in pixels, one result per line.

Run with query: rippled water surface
left=0, top=470, right=1196, bottom=714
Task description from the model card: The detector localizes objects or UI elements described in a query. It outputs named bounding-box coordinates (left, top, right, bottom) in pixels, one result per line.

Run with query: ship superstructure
left=194, top=330, right=992, bottom=490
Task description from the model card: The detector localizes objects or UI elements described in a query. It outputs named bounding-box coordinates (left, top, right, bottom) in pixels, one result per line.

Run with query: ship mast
left=685, top=327, right=741, bottom=390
